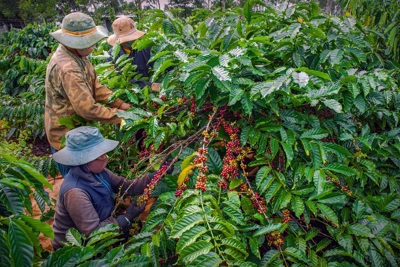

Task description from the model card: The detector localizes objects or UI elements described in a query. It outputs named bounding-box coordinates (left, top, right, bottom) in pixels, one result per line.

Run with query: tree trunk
left=326, top=0, right=333, bottom=14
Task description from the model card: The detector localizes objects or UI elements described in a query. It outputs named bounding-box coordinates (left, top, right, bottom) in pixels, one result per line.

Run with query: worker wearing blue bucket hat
left=51, top=126, right=154, bottom=250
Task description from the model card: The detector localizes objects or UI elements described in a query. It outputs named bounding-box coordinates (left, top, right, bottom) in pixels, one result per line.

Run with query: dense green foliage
left=0, top=154, right=53, bottom=266
left=0, top=1, right=400, bottom=266
left=48, top=2, right=400, bottom=266
left=339, top=0, right=400, bottom=62
left=0, top=23, right=57, bottom=139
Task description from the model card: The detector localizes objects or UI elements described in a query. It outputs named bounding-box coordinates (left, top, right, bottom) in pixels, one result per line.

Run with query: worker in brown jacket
left=45, top=12, right=131, bottom=177
left=51, top=126, right=154, bottom=250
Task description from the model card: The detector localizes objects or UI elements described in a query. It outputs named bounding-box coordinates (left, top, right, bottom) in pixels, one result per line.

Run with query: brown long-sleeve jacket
left=45, top=44, right=126, bottom=150
left=51, top=166, right=152, bottom=250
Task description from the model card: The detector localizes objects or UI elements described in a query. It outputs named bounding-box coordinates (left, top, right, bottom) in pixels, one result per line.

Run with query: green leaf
left=329, top=49, right=343, bottom=65
left=228, top=88, right=244, bottom=106
left=348, top=223, right=374, bottom=238
left=249, top=237, right=261, bottom=259
left=223, top=205, right=245, bottom=225
left=171, top=213, right=204, bottom=238
left=252, top=82, right=275, bottom=98
left=243, top=0, right=254, bottom=23
left=259, top=249, right=279, bottom=266
left=317, top=203, right=339, bottom=226
left=3, top=155, right=52, bottom=189
left=153, top=59, right=175, bottom=81
left=176, top=226, right=208, bottom=253
left=253, top=223, right=284, bottom=236
left=181, top=152, right=197, bottom=170
left=281, top=142, right=294, bottom=167
left=313, top=169, right=326, bottom=195
left=322, top=99, right=342, bottom=113
left=65, top=228, right=83, bottom=247
left=8, top=220, right=33, bottom=267
left=305, top=227, right=320, bottom=241
left=316, top=238, right=333, bottom=252
left=369, top=247, right=384, bottom=267
left=212, top=66, right=231, bottom=81
left=207, top=147, right=223, bottom=173
left=125, top=90, right=139, bottom=105
left=154, top=132, right=165, bottom=150
left=21, top=215, right=54, bottom=238
left=270, top=138, right=279, bottom=159
left=177, top=241, right=213, bottom=265
left=295, top=67, right=331, bottom=81
left=221, top=237, right=248, bottom=257
left=43, top=246, right=82, bottom=267
left=354, top=95, right=366, bottom=113
left=306, top=200, right=317, bottom=215
left=0, top=230, right=11, bottom=266
left=292, top=72, right=309, bottom=87
left=241, top=196, right=256, bottom=215
left=0, top=186, right=24, bottom=214
left=321, top=142, right=352, bottom=158
left=291, top=196, right=305, bottom=218
left=229, top=179, right=243, bottom=189
left=284, top=247, right=312, bottom=265
left=240, top=127, right=250, bottom=146
left=322, top=164, right=356, bottom=176
left=187, top=251, right=222, bottom=266
left=338, top=234, right=353, bottom=252
left=148, top=117, right=159, bottom=138
left=241, top=93, right=253, bottom=116
left=255, top=166, right=273, bottom=195
left=300, top=128, right=329, bottom=140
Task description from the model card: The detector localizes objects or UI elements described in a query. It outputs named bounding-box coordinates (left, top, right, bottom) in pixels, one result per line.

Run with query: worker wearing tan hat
left=107, top=16, right=160, bottom=92
left=45, top=12, right=132, bottom=177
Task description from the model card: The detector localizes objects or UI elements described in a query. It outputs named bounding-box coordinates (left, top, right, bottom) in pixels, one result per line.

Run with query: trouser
left=50, top=147, right=71, bottom=178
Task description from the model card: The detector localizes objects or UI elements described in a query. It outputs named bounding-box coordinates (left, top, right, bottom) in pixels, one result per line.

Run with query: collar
left=122, top=45, right=131, bottom=54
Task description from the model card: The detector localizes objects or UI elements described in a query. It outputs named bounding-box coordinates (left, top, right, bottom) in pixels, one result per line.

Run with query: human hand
left=120, top=103, right=131, bottom=110
left=125, top=198, right=146, bottom=222
left=151, top=83, right=161, bottom=92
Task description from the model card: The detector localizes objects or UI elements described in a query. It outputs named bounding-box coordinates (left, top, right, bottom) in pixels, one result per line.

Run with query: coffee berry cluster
left=267, top=231, right=284, bottom=247
left=326, top=175, right=353, bottom=196
left=137, top=164, right=169, bottom=205
left=239, top=184, right=267, bottom=214
left=194, top=130, right=212, bottom=192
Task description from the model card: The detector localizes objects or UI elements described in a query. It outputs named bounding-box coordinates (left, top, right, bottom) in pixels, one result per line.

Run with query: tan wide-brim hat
left=51, top=12, right=108, bottom=49
left=107, top=16, right=145, bottom=46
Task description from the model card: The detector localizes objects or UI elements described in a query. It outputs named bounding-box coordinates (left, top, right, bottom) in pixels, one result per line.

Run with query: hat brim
left=51, top=26, right=109, bottom=49
left=52, top=139, right=119, bottom=166
left=107, top=30, right=145, bottom=46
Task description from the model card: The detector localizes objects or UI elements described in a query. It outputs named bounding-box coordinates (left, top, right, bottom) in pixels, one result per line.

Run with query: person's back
left=107, top=16, right=160, bottom=91
left=45, top=12, right=131, bottom=176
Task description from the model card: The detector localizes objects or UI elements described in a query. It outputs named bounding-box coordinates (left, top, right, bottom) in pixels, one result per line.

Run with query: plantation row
left=1, top=2, right=400, bottom=266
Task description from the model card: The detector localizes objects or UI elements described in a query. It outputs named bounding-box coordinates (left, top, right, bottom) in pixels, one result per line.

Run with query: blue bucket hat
left=52, top=126, right=119, bottom=166
left=51, top=12, right=108, bottom=49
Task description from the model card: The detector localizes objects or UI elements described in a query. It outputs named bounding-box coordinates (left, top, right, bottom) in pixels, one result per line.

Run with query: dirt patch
left=32, top=174, right=63, bottom=252
left=29, top=138, right=52, bottom=157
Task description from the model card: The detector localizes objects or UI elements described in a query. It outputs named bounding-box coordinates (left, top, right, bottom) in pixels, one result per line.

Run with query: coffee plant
left=0, top=23, right=57, bottom=139
left=0, top=153, right=54, bottom=266
left=65, top=2, right=398, bottom=266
